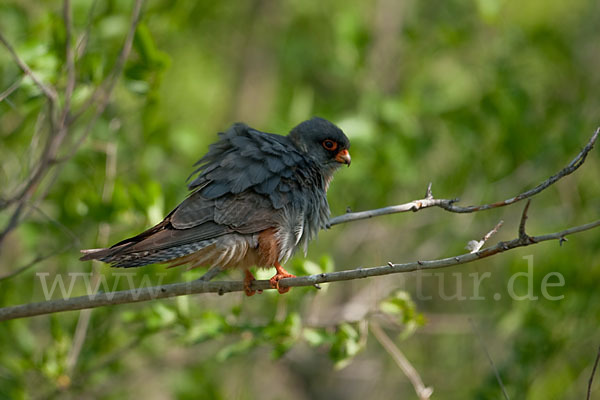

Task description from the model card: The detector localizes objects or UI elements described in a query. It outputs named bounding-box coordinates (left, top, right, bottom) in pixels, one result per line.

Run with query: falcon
left=80, top=117, right=351, bottom=295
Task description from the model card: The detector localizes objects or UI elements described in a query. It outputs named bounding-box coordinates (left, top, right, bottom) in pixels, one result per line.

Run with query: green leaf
left=133, top=23, right=171, bottom=71
left=263, top=312, right=302, bottom=359
left=145, top=303, right=177, bottom=330
left=379, top=290, right=425, bottom=326
left=329, top=323, right=364, bottom=369
left=216, top=336, right=255, bottom=362
left=183, top=312, right=227, bottom=344
left=303, top=327, right=332, bottom=347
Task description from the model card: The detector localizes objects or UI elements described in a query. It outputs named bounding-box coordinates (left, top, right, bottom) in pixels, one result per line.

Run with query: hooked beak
left=335, top=149, right=351, bottom=166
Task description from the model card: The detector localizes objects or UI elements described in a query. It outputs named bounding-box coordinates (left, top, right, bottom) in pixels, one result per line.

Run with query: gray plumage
left=80, top=117, right=350, bottom=271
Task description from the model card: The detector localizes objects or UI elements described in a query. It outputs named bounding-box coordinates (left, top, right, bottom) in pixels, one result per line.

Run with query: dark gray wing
left=169, top=191, right=280, bottom=234
left=83, top=123, right=329, bottom=267
left=187, top=123, right=306, bottom=209
left=129, top=123, right=312, bottom=247
left=99, top=190, right=280, bottom=259
left=166, top=122, right=328, bottom=247
left=104, top=124, right=309, bottom=251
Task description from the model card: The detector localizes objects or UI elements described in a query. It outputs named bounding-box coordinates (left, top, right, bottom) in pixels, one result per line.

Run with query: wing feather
left=85, top=122, right=330, bottom=268
left=186, top=123, right=305, bottom=211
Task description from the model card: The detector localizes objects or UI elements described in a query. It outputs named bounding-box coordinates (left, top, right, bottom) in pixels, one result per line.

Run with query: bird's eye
left=322, top=139, right=338, bottom=151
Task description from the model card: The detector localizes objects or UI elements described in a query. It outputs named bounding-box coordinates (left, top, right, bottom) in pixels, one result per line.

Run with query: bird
left=80, top=117, right=351, bottom=296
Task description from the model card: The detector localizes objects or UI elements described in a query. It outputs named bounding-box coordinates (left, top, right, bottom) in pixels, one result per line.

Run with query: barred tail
left=79, top=240, right=216, bottom=268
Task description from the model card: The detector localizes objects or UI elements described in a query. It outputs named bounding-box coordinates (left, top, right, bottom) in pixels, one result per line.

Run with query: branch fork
left=1, top=22, right=599, bottom=323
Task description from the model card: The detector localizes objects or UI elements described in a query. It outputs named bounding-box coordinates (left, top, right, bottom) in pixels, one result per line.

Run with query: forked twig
left=588, top=345, right=600, bottom=400
left=1, top=218, right=599, bottom=321
left=329, top=128, right=599, bottom=226
left=371, top=322, right=433, bottom=399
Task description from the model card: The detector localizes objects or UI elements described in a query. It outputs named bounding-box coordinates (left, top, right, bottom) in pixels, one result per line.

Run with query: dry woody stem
left=0, top=22, right=598, bottom=324
left=0, top=127, right=598, bottom=321
left=1, top=217, right=599, bottom=321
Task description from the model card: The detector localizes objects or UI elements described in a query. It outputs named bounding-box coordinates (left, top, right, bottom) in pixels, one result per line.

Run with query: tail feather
left=80, top=215, right=227, bottom=268
left=79, top=247, right=119, bottom=262
left=80, top=239, right=217, bottom=268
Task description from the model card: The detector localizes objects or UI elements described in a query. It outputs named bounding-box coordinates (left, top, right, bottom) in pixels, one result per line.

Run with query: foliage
left=1, top=0, right=600, bottom=398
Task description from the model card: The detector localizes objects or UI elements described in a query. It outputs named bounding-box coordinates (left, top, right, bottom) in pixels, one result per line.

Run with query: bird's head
left=288, top=117, right=351, bottom=173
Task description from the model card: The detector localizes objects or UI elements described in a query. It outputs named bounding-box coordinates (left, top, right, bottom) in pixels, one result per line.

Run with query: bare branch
left=74, top=0, right=98, bottom=60
left=1, top=218, right=598, bottom=322
left=441, top=128, right=599, bottom=213
left=329, top=128, right=599, bottom=227
left=68, top=0, right=144, bottom=125
left=0, top=204, right=78, bottom=281
left=518, top=199, right=532, bottom=240
left=60, top=0, right=76, bottom=127
left=466, top=220, right=504, bottom=253
left=0, top=217, right=76, bottom=281
left=588, top=344, right=600, bottom=400
left=328, top=196, right=457, bottom=226
left=424, top=182, right=433, bottom=199
left=0, top=250, right=61, bottom=282
left=483, top=220, right=504, bottom=242
left=198, top=267, right=223, bottom=282
left=371, top=322, right=433, bottom=399
left=67, top=308, right=93, bottom=373
left=53, top=0, right=143, bottom=188
left=0, top=76, right=23, bottom=102
left=468, top=317, right=510, bottom=400
left=0, top=0, right=143, bottom=245
left=0, top=202, right=27, bottom=244
left=67, top=142, right=118, bottom=374
left=0, top=32, right=58, bottom=101
left=0, top=32, right=62, bottom=228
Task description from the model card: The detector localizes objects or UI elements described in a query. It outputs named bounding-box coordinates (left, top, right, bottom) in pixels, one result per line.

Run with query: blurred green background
left=1, top=0, right=600, bottom=398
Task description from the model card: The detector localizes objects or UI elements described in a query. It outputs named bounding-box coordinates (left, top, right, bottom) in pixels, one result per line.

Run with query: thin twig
left=0, top=204, right=79, bottom=282
left=483, top=220, right=504, bottom=242
left=68, top=0, right=144, bottom=125
left=43, top=334, right=148, bottom=399
left=56, top=0, right=142, bottom=176
left=518, top=199, right=532, bottom=240
left=0, top=28, right=62, bottom=236
left=0, top=26, right=65, bottom=233
left=1, top=218, right=598, bottom=321
left=31, top=204, right=81, bottom=246
left=0, top=0, right=143, bottom=246
left=329, top=128, right=599, bottom=226
left=0, top=32, right=58, bottom=101
left=66, top=307, right=93, bottom=374
left=0, top=76, right=23, bottom=102
left=199, top=267, right=223, bottom=281
left=587, top=345, right=600, bottom=400
left=424, top=182, right=433, bottom=199
left=466, top=220, right=504, bottom=253
left=67, top=142, right=117, bottom=374
left=440, top=128, right=599, bottom=213
left=0, top=250, right=62, bottom=282
left=328, top=196, right=457, bottom=226
left=371, top=321, right=432, bottom=399
left=0, top=202, right=27, bottom=245
left=468, top=317, right=510, bottom=400
left=60, top=0, right=76, bottom=128
left=74, top=0, right=98, bottom=60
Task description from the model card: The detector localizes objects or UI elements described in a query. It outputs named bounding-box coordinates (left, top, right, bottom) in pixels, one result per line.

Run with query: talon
left=244, top=269, right=256, bottom=297
left=269, top=262, right=295, bottom=294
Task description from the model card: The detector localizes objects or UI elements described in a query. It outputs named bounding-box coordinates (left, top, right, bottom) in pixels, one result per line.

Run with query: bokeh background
left=1, top=0, right=600, bottom=398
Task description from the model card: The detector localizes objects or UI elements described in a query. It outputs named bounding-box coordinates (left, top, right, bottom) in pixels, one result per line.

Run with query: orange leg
left=269, top=261, right=296, bottom=294
left=244, top=269, right=256, bottom=297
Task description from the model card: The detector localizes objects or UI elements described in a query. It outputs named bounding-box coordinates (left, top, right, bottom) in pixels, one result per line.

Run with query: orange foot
left=244, top=269, right=257, bottom=296
left=269, top=262, right=296, bottom=294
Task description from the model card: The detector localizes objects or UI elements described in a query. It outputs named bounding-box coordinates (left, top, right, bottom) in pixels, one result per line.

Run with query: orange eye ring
left=322, top=139, right=338, bottom=151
